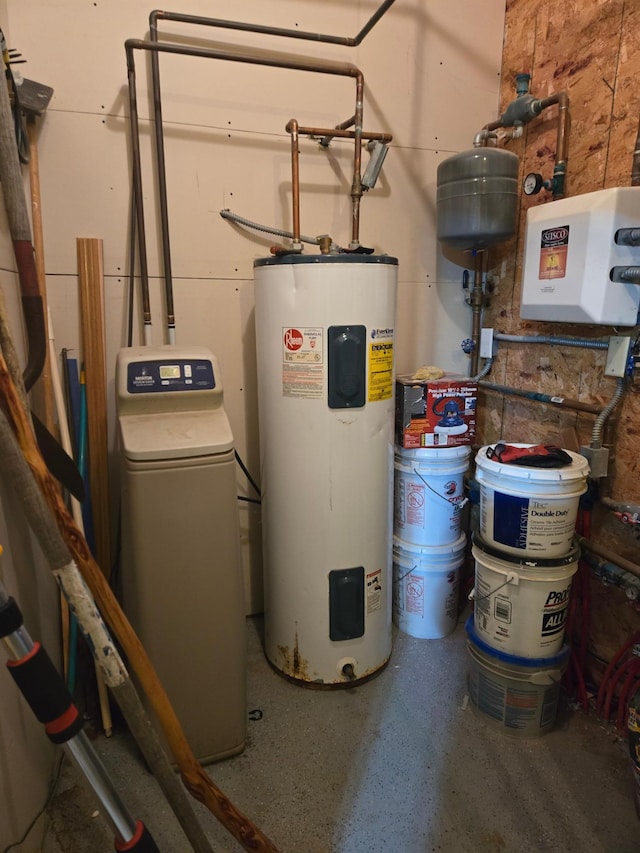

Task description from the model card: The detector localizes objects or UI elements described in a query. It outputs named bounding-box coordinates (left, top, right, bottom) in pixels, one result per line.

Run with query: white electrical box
left=520, top=187, right=640, bottom=326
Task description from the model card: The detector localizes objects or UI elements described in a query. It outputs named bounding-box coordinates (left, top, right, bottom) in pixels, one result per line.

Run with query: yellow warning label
left=368, top=341, right=393, bottom=402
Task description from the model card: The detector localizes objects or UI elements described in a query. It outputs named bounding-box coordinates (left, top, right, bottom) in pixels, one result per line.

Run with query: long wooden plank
left=76, top=237, right=110, bottom=580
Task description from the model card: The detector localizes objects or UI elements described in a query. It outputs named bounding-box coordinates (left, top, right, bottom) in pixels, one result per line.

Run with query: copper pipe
left=539, top=92, right=569, bottom=164
left=351, top=75, right=364, bottom=247
left=285, top=120, right=301, bottom=245
left=297, top=125, right=392, bottom=143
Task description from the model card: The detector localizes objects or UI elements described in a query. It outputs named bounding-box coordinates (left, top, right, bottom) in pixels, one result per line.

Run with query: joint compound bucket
left=393, top=533, right=467, bottom=638
left=475, top=444, right=589, bottom=557
left=472, top=534, right=579, bottom=657
left=394, top=445, right=470, bottom=546
left=465, top=616, right=569, bottom=738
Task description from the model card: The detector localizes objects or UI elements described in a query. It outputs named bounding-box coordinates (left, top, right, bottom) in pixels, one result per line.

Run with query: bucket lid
left=475, top=444, right=590, bottom=482
left=465, top=615, right=570, bottom=668
left=395, top=445, right=472, bottom=461
left=472, top=531, right=580, bottom=568
left=393, top=532, right=467, bottom=558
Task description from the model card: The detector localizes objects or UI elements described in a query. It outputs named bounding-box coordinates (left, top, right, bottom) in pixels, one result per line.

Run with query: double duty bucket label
left=480, top=487, right=576, bottom=554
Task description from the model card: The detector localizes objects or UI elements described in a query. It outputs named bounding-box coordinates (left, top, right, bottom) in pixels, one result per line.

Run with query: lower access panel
left=120, top=451, right=246, bottom=764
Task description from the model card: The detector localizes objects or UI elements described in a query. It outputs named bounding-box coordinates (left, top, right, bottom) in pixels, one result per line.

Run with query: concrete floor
left=43, top=612, right=639, bottom=853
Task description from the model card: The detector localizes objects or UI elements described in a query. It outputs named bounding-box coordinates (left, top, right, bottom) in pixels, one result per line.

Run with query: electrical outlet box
left=521, top=187, right=640, bottom=326
left=480, top=328, right=496, bottom=358
left=605, top=336, right=630, bottom=377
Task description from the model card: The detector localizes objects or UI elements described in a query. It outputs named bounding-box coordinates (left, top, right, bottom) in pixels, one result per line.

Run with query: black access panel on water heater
left=327, top=325, right=366, bottom=409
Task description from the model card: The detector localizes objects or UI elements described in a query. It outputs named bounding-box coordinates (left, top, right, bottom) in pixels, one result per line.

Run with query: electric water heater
left=254, top=255, right=397, bottom=686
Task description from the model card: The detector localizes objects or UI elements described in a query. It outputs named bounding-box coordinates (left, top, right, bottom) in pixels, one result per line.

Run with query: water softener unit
left=254, top=255, right=397, bottom=686
left=116, top=345, right=246, bottom=763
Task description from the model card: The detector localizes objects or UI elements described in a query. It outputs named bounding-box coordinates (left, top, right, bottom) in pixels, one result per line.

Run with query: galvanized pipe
left=127, top=38, right=368, bottom=340
left=149, top=2, right=397, bottom=48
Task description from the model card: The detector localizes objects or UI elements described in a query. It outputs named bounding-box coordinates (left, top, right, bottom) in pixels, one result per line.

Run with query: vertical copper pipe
left=351, top=74, right=364, bottom=247
left=286, top=120, right=301, bottom=245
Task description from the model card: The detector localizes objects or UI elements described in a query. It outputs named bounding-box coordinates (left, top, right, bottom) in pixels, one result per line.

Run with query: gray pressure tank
left=437, top=147, right=519, bottom=250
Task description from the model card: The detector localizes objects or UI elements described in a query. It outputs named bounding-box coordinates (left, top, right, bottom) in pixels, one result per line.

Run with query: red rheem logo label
left=284, top=328, right=304, bottom=350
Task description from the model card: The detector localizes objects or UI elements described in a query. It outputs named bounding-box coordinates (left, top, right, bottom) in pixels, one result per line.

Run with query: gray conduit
left=494, top=333, right=609, bottom=349
left=219, top=209, right=320, bottom=246
left=591, top=377, right=625, bottom=448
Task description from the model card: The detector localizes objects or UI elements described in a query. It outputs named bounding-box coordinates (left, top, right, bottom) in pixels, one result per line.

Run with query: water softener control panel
left=127, top=358, right=215, bottom=394
left=116, top=345, right=233, bottom=461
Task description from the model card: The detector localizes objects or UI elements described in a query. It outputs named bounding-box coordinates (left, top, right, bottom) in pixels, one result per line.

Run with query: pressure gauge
left=523, top=172, right=544, bottom=196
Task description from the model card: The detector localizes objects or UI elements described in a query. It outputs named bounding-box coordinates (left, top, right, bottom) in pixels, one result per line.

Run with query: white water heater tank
left=254, top=254, right=397, bottom=687
left=520, top=187, right=640, bottom=325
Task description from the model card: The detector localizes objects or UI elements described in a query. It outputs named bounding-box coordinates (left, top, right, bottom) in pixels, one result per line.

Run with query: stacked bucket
left=392, top=373, right=476, bottom=639
left=466, top=443, right=590, bottom=737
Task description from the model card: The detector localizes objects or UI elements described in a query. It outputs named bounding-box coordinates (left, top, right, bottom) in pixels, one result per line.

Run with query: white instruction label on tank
left=281, top=327, right=323, bottom=398
left=366, top=569, right=383, bottom=614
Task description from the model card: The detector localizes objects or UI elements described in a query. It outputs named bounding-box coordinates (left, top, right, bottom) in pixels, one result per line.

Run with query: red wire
left=617, top=665, right=640, bottom=731
left=603, top=656, right=640, bottom=722
left=596, top=630, right=640, bottom=716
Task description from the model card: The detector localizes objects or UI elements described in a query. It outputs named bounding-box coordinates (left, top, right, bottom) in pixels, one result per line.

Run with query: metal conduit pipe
left=577, top=535, right=640, bottom=581
left=125, top=39, right=368, bottom=339
left=472, top=358, right=494, bottom=382
left=591, top=377, right=625, bottom=448
left=494, top=333, right=609, bottom=349
left=478, top=380, right=604, bottom=415
left=219, top=210, right=320, bottom=246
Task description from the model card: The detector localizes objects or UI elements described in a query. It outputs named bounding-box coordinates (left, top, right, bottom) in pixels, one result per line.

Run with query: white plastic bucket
left=465, top=616, right=569, bottom=738
left=393, top=533, right=467, bottom=638
left=475, top=443, right=589, bottom=557
left=394, top=445, right=470, bottom=546
left=472, top=534, right=579, bottom=657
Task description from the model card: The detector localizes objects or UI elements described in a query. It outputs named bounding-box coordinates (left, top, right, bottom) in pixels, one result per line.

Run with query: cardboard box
left=395, top=373, right=477, bottom=448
